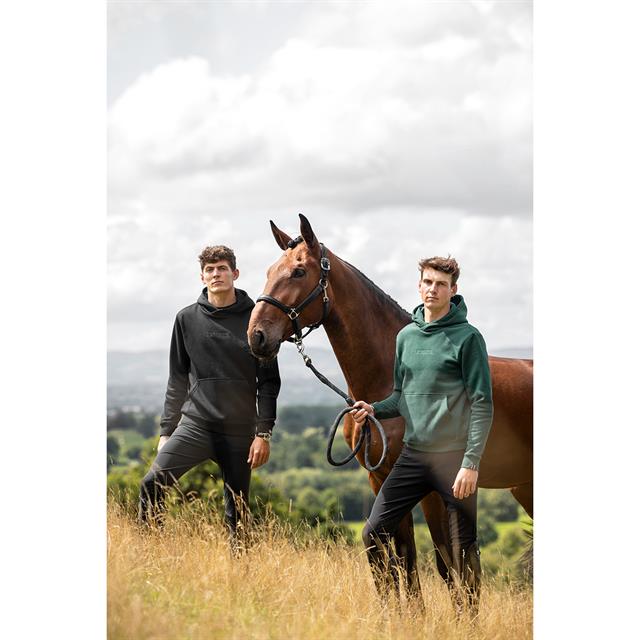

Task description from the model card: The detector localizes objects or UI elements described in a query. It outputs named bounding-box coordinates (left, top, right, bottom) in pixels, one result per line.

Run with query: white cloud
left=109, top=1, right=531, bottom=214
left=107, top=1, right=532, bottom=352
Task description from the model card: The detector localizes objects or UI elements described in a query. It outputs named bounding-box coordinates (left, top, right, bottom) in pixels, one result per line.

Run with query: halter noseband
left=256, top=238, right=331, bottom=342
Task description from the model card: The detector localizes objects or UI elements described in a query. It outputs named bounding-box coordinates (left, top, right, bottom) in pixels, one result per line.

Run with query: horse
left=247, top=214, right=533, bottom=598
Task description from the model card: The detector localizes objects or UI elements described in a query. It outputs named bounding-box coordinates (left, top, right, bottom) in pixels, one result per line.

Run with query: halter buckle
left=288, top=309, right=299, bottom=320
left=320, top=257, right=331, bottom=272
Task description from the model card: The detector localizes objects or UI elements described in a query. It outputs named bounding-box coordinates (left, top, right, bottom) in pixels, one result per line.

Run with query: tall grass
left=107, top=500, right=532, bottom=640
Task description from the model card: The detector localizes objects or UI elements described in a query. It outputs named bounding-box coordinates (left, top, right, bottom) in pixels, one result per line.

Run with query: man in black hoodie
left=138, top=245, right=281, bottom=544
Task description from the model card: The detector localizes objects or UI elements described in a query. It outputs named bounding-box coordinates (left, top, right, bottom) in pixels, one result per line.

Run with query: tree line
left=107, top=404, right=531, bottom=577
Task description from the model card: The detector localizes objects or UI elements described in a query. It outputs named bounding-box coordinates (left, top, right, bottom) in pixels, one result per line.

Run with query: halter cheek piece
left=256, top=238, right=331, bottom=342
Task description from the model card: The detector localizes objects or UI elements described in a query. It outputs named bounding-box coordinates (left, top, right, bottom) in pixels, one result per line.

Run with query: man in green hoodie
left=351, top=256, right=493, bottom=615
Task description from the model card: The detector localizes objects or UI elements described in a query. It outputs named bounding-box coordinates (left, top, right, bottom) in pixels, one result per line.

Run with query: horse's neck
left=322, top=257, right=410, bottom=401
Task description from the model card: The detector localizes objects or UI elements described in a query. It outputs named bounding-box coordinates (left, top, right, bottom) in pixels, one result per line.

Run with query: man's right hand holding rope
left=350, top=400, right=375, bottom=439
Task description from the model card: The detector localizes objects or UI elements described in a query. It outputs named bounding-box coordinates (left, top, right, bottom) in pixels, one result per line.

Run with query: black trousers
left=138, top=420, right=253, bottom=536
left=363, top=445, right=479, bottom=594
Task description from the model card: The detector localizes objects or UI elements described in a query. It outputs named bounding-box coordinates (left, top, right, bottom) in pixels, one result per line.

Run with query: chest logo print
left=207, top=331, right=229, bottom=338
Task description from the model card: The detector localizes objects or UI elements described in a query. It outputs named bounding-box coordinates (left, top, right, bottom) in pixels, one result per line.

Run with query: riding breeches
left=138, top=420, right=253, bottom=536
left=362, top=445, right=479, bottom=591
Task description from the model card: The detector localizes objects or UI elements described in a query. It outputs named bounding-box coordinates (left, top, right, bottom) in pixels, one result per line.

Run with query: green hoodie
left=371, top=295, right=493, bottom=469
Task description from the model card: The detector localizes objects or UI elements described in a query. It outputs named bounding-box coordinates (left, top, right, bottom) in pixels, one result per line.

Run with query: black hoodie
left=159, top=288, right=281, bottom=437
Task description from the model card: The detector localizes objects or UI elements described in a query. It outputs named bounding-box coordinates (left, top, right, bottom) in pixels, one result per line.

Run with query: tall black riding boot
left=450, top=541, right=481, bottom=619
left=363, top=530, right=402, bottom=600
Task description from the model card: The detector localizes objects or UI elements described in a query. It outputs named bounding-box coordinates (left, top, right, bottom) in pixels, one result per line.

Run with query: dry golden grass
left=108, top=501, right=532, bottom=640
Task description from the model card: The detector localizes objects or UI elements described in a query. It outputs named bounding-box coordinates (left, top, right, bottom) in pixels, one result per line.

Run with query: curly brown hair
left=198, top=245, right=237, bottom=271
left=418, top=256, right=460, bottom=285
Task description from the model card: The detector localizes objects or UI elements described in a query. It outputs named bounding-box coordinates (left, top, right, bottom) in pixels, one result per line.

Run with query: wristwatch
left=256, top=431, right=272, bottom=442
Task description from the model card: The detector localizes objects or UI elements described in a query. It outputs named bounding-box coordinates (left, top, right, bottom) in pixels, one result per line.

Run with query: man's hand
left=158, top=435, right=170, bottom=451
left=350, top=401, right=374, bottom=426
left=452, top=467, right=479, bottom=500
left=247, top=436, right=270, bottom=469
left=350, top=401, right=374, bottom=440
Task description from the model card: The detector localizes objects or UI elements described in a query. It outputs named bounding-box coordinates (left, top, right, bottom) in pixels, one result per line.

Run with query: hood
left=411, top=294, right=468, bottom=333
left=197, top=287, right=254, bottom=318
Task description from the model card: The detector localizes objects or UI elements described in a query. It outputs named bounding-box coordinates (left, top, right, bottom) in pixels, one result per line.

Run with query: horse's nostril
left=254, top=329, right=265, bottom=347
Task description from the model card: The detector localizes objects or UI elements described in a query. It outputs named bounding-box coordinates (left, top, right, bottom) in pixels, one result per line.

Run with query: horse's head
left=248, top=214, right=332, bottom=360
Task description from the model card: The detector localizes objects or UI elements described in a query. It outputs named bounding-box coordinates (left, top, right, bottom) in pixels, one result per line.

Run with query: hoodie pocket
left=185, top=378, right=256, bottom=423
left=400, top=392, right=458, bottom=441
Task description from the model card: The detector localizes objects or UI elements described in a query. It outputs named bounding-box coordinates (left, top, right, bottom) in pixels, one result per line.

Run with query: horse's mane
left=337, top=257, right=411, bottom=323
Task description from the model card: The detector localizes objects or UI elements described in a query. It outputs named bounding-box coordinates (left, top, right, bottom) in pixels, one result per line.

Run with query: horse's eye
left=291, top=268, right=306, bottom=278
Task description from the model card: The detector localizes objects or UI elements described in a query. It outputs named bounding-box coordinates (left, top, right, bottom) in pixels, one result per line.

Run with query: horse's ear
left=299, top=213, right=317, bottom=250
left=270, top=220, right=292, bottom=251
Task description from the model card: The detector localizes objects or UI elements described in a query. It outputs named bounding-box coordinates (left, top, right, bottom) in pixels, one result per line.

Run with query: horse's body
left=248, top=215, right=533, bottom=595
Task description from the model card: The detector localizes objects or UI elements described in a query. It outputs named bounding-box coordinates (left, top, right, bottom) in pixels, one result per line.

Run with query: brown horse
left=248, top=214, right=533, bottom=597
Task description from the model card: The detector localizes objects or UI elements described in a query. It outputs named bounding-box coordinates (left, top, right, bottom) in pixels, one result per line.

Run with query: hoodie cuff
left=255, top=420, right=274, bottom=433
left=462, top=454, right=480, bottom=471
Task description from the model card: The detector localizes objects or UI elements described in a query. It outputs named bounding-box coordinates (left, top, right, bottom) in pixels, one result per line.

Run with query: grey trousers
left=138, top=420, right=253, bottom=536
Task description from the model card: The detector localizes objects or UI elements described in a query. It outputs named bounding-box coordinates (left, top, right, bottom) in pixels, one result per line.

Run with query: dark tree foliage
left=477, top=488, right=521, bottom=522
left=107, top=434, right=120, bottom=471
left=137, top=413, right=158, bottom=438
left=107, top=434, right=120, bottom=457
left=477, top=517, right=499, bottom=546
left=107, top=410, right=137, bottom=431
left=107, top=410, right=158, bottom=438
left=125, top=444, right=143, bottom=460
left=275, top=405, right=343, bottom=434
left=106, top=406, right=529, bottom=559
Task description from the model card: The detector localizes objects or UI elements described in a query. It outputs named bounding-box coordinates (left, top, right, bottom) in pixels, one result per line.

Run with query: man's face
left=418, top=267, right=457, bottom=315
left=201, top=260, right=239, bottom=296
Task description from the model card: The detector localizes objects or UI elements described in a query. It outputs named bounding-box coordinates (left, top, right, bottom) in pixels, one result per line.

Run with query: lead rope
left=291, top=337, right=388, bottom=473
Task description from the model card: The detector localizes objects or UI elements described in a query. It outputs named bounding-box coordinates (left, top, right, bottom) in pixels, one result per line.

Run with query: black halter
left=256, top=236, right=389, bottom=472
left=256, top=238, right=331, bottom=342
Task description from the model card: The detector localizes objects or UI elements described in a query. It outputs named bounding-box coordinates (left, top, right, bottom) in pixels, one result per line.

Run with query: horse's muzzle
left=248, top=328, right=280, bottom=361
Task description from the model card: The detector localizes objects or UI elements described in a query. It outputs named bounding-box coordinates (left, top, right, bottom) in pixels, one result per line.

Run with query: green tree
left=478, top=488, right=520, bottom=522
left=136, top=412, right=158, bottom=438
left=275, top=405, right=343, bottom=434
left=501, top=526, right=526, bottom=558
left=125, top=444, right=143, bottom=460
left=107, top=410, right=137, bottom=431
left=296, top=486, right=325, bottom=516
left=107, top=434, right=120, bottom=469
left=477, top=516, right=498, bottom=546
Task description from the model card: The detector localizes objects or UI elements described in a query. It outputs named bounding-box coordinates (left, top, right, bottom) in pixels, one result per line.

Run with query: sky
left=107, top=0, right=532, bottom=355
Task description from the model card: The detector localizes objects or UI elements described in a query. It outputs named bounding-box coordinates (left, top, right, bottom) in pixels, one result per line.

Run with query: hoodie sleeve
left=371, top=340, right=403, bottom=419
left=159, top=317, right=190, bottom=437
left=255, top=357, right=281, bottom=432
left=460, top=331, right=493, bottom=470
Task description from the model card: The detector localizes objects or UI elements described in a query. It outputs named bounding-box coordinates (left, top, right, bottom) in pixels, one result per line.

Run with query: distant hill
left=107, top=346, right=348, bottom=411
left=107, top=344, right=532, bottom=411
left=490, top=347, right=533, bottom=360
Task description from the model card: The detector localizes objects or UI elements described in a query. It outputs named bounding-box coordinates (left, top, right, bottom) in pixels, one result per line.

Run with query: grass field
left=108, top=501, right=532, bottom=640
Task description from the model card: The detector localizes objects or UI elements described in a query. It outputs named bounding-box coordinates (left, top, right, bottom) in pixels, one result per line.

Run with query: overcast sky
left=108, top=0, right=532, bottom=355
